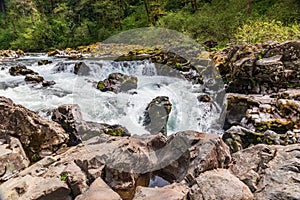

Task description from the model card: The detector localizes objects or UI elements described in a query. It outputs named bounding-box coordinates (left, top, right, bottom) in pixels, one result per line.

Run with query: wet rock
left=38, top=59, right=53, bottom=65
left=188, top=169, right=254, bottom=200
left=142, top=96, right=172, bottom=136
left=42, top=80, right=56, bottom=87
left=133, top=183, right=189, bottom=200
left=0, top=135, right=30, bottom=181
left=9, top=65, right=37, bottom=76
left=75, top=177, right=121, bottom=200
left=74, top=62, right=90, bottom=75
left=197, top=94, right=212, bottom=102
left=97, top=72, right=138, bottom=93
left=231, top=144, right=300, bottom=199
left=24, top=74, right=44, bottom=83
left=51, top=104, right=130, bottom=142
left=0, top=175, right=71, bottom=200
left=0, top=96, right=69, bottom=162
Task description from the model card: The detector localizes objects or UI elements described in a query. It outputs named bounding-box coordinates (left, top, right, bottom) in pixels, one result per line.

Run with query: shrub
left=233, top=19, right=300, bottom=44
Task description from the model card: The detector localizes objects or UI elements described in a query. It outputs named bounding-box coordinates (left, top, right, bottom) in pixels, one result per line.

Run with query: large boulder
left=142, top=96, right=172, bottom=136
left=231, top=144, right=300, bottom=199
left=97, top=72, right=138, bottom=93
left=188, top=169, right=254, bottom=200
left=0, top=96, right=69, bottom=161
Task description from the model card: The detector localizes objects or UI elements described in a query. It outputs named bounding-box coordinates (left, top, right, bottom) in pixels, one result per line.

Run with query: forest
left=0, top=0, right=299, bottom=51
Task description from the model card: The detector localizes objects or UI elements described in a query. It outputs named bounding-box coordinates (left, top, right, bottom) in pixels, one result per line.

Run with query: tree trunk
left=246, top=0, right=251, bottom=17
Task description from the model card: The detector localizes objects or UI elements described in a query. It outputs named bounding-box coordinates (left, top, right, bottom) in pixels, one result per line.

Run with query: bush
left=233, top=20, right=300, bottom=44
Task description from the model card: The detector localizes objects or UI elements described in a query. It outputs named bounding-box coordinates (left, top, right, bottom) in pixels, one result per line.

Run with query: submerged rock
left=97, top=72, right=138, bottom=93
left=42, top=80, right=56, bottom=87
left=142, top=96, right=172, bottom=136
left=0, top=96, right=69, bottom=162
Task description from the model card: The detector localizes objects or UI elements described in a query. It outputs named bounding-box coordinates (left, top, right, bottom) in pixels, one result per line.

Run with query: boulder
left=142, top=96, right=172, bottom=136
left=188, top=169, right=254, bottom=200
left=133, top=183, right=189, bottom=200
left=0, top=96, right=69, bottom=161
left=97, top=72, right=138, bottom=93
left=75, top=177, right=121, bottom=200
left=231, top=144, right=300, bottom=199
left=24, top=74, right=44, bottom=83
left=52, top=104, right=82, bottom=146
left=42, top=80, right=56, bottom=87
left=38, top=59, right=53, bottom=65
left=9, top=65, right=37, bottom=76
left=157, top=131, right=231, bottom=183
left=51, top=104, right=130, bottom=143
left=74, top=62, right=90, bottom=75
left=0, top=175, right=71, bottom=200
left=0, top=135, right=30, bottom=181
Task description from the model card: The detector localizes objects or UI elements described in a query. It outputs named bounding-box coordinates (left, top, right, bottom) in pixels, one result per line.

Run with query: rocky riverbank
left=0, top=40, right=300, bottom=200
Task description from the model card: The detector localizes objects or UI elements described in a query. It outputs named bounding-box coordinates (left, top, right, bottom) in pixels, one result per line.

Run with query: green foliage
left=60, top=172, right=68, bottom=182
left=0, top=0, right=299, bottom=51
left=233, top=20, right=300, bottom=44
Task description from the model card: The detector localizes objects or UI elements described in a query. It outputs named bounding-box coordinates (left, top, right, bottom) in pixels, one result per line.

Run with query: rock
left=9, top=65, right=37, bottom=76
left=213, top=40, right=300, bottom=94
left=51, top=104, right=130, bottom=142
left=197, top=94, right=212, bottom=102
left=224, top=92, right=300, bottom=151
left=142, top=96, right=172, bottom=136
left=0, top=135, right=30, bottom=181
left=231, top=144, right=300, bottom=199
left=24, top=74, right=44, bottom=83
left=38, top=59, right=53, bottom=65
left=52, top=104, right=82, bottom=146
left=0, top=175, right=71, bottom=200
left=133, top=183, right=189, bottom=200
left=97, top=72, right=138, bottom=93
left=75, top=177, right=121, bottom=200
left=0, top=96, right=69, bottom=162
left=188, top=169, right=254, bottom=200
left=62, top=161, right=89, bottom=197
left=74, top=62, right=90, bottom=75
left=157, top=131, right=231, bottom=183
left=42, top=80, right=56, bottom=87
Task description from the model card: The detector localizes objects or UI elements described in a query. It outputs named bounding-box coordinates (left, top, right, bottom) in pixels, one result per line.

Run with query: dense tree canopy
left=0, top=0, right=299, bottom=51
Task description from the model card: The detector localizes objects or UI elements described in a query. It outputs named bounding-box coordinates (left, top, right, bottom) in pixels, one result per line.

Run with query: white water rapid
left=0, top=54, right=223, bottom=135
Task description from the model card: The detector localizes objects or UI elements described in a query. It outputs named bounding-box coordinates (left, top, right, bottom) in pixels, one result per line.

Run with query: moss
left=97, top=81, right=105, bottom=91
left=60, top=172, right=68, bottom=182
